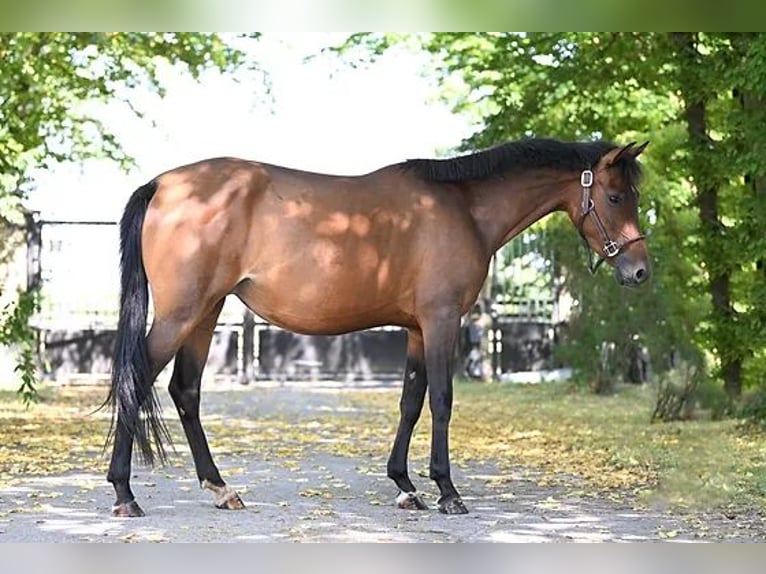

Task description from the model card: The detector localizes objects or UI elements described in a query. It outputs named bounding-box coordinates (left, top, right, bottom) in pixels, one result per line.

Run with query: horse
left=105, top=137, right=650, bottom=517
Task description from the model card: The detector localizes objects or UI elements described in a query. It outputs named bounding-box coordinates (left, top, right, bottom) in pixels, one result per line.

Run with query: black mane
left=402, top=138, right=641, bottom=187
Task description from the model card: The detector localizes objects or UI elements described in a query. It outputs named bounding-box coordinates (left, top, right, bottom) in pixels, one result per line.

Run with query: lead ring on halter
left=578, top=168, right=645, bottom=274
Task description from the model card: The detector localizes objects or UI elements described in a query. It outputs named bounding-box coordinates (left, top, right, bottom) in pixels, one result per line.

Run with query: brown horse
left=106, top=138, right=650, bottom=517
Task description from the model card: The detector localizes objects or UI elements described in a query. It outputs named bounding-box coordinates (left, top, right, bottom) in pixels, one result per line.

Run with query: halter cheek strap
left=577, top=169, right=646, bottom=274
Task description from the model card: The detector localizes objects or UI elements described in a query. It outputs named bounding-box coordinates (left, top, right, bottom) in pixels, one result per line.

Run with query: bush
left=651, top=362, right=700, bottom=422
left=695, top=377, right=733, bottom=420
left=739, top=389, right=766, bottom=430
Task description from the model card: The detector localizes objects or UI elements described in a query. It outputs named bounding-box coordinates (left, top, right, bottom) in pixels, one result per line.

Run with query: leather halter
left=577, top=169, right=646, bottom=274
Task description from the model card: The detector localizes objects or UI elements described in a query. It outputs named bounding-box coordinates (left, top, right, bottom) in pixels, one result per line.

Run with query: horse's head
left=573, top=141, right=651, bottom=287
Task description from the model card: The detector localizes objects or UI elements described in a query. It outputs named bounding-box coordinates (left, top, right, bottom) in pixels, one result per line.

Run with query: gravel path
left=0, top=381, right=759, bottom=542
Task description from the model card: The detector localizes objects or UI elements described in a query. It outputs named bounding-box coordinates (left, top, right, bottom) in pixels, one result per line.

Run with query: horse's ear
left=604, top=140, right=649, bottom=166
left=609, top=142, right=636, bottom=165
left=633, top=140, right=650, bottom=157
left=603, top=142, right=636, bottom=166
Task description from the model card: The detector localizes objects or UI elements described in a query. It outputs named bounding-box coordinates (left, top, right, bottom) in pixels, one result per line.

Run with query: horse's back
left=142, top=156, right=486, bottom=334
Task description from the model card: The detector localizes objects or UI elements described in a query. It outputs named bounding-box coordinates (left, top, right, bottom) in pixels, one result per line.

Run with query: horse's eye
left=608, top=194, right=622, bottom=205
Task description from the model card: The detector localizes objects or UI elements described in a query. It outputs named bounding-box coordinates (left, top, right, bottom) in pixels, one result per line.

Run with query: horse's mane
left=401, top=138, right=642, bottom=188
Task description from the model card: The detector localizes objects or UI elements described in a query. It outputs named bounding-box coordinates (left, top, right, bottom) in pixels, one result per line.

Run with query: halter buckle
left=604, top=241, right=620, bottom=258
left=580, top=170, right=594, bottom=188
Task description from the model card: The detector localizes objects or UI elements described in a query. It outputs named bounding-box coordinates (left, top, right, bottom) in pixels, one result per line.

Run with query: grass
left=291, top=380, right=766, bottom=512
left=1, top=380, right=765, bottom=514
left=444, top=381, right=766, bottom=510
left=0, top=386, right=111, bottom=481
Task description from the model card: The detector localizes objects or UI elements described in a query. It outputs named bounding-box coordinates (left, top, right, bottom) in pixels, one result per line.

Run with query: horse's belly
left=233, top=271, right=412, bottom=335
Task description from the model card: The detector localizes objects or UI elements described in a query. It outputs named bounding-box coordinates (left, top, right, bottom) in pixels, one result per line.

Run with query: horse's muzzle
left=614, top=257, right=651, bottom=288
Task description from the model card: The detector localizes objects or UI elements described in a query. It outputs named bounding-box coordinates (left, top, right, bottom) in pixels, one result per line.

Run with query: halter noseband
left=577, top=169, right=646, bottom=274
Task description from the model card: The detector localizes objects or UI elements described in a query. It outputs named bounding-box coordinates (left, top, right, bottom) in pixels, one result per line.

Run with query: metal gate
left=27, top=217, right=407, bottom=381
left=486, top=224, right=559, bottom=377
left=27, top=216, right=560, bottom=382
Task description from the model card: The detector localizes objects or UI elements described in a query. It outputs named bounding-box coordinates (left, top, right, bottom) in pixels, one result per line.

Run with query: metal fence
left=27, top=216, right=560, bottom=382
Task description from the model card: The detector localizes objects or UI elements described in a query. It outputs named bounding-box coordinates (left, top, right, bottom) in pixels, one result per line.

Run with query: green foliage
left=346, top=33, right=766, bottom=405
left=0, top=32, right=253, bottom=402
left=0, top=33, right=248, bottom=200
left=0, top=289, right=40, bottom=405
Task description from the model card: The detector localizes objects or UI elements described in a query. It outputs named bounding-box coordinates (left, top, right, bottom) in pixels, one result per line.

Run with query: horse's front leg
left=387, top=328, right=429, bottom=510
left=422, top=309, right=468, bottom=514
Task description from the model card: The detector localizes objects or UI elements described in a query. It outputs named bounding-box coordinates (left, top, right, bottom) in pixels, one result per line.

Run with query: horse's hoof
left=202, top=480, right=246, bottom=510
left=395, top=491, right=428, bottom=510
left=215, top=492, right=246, bottom=510
left=437, top=496, right=468, bottom=515
left=111, top=500, right=145, bottom=517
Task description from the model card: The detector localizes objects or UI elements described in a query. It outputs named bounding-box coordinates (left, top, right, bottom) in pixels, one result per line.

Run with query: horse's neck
left=467, top=170, right=576, bottom=254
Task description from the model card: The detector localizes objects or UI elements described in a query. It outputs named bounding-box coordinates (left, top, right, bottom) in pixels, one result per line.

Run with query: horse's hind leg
left=109, top=423, right=148, bottom=516
left=109, top=318, right=192, bottom=517
left=386, top=329, right=429, bottom=510
left=167, top=300, right=245, bottom=510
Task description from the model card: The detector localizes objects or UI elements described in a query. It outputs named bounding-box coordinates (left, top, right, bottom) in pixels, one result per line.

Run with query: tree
left=665, top=33, right=766, bottom=398
left=0, top=32, right=254, bottom=403
left=345, top=33, right=766, bottom=399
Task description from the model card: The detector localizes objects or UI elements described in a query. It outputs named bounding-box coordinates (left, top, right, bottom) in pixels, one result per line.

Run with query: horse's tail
left=105, top=180, right=170, bottom=466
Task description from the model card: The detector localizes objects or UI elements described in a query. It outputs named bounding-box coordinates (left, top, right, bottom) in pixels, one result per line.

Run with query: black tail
left=105, top=180, right=171, bottom=466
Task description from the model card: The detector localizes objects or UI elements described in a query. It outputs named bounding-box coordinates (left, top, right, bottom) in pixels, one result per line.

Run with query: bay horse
left=106, top=138, right=650, bottom=517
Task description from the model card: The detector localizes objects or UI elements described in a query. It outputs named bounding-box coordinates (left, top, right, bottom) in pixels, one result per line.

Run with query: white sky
left=28, top=33, right=474, bottom=222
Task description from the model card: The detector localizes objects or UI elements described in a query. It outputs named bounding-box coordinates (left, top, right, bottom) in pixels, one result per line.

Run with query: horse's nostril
left=635, top=267, right=647, bottom=282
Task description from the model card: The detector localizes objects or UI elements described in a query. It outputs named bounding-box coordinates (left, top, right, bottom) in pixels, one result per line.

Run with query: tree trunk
left=739, top=91, right=766, bottom=280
